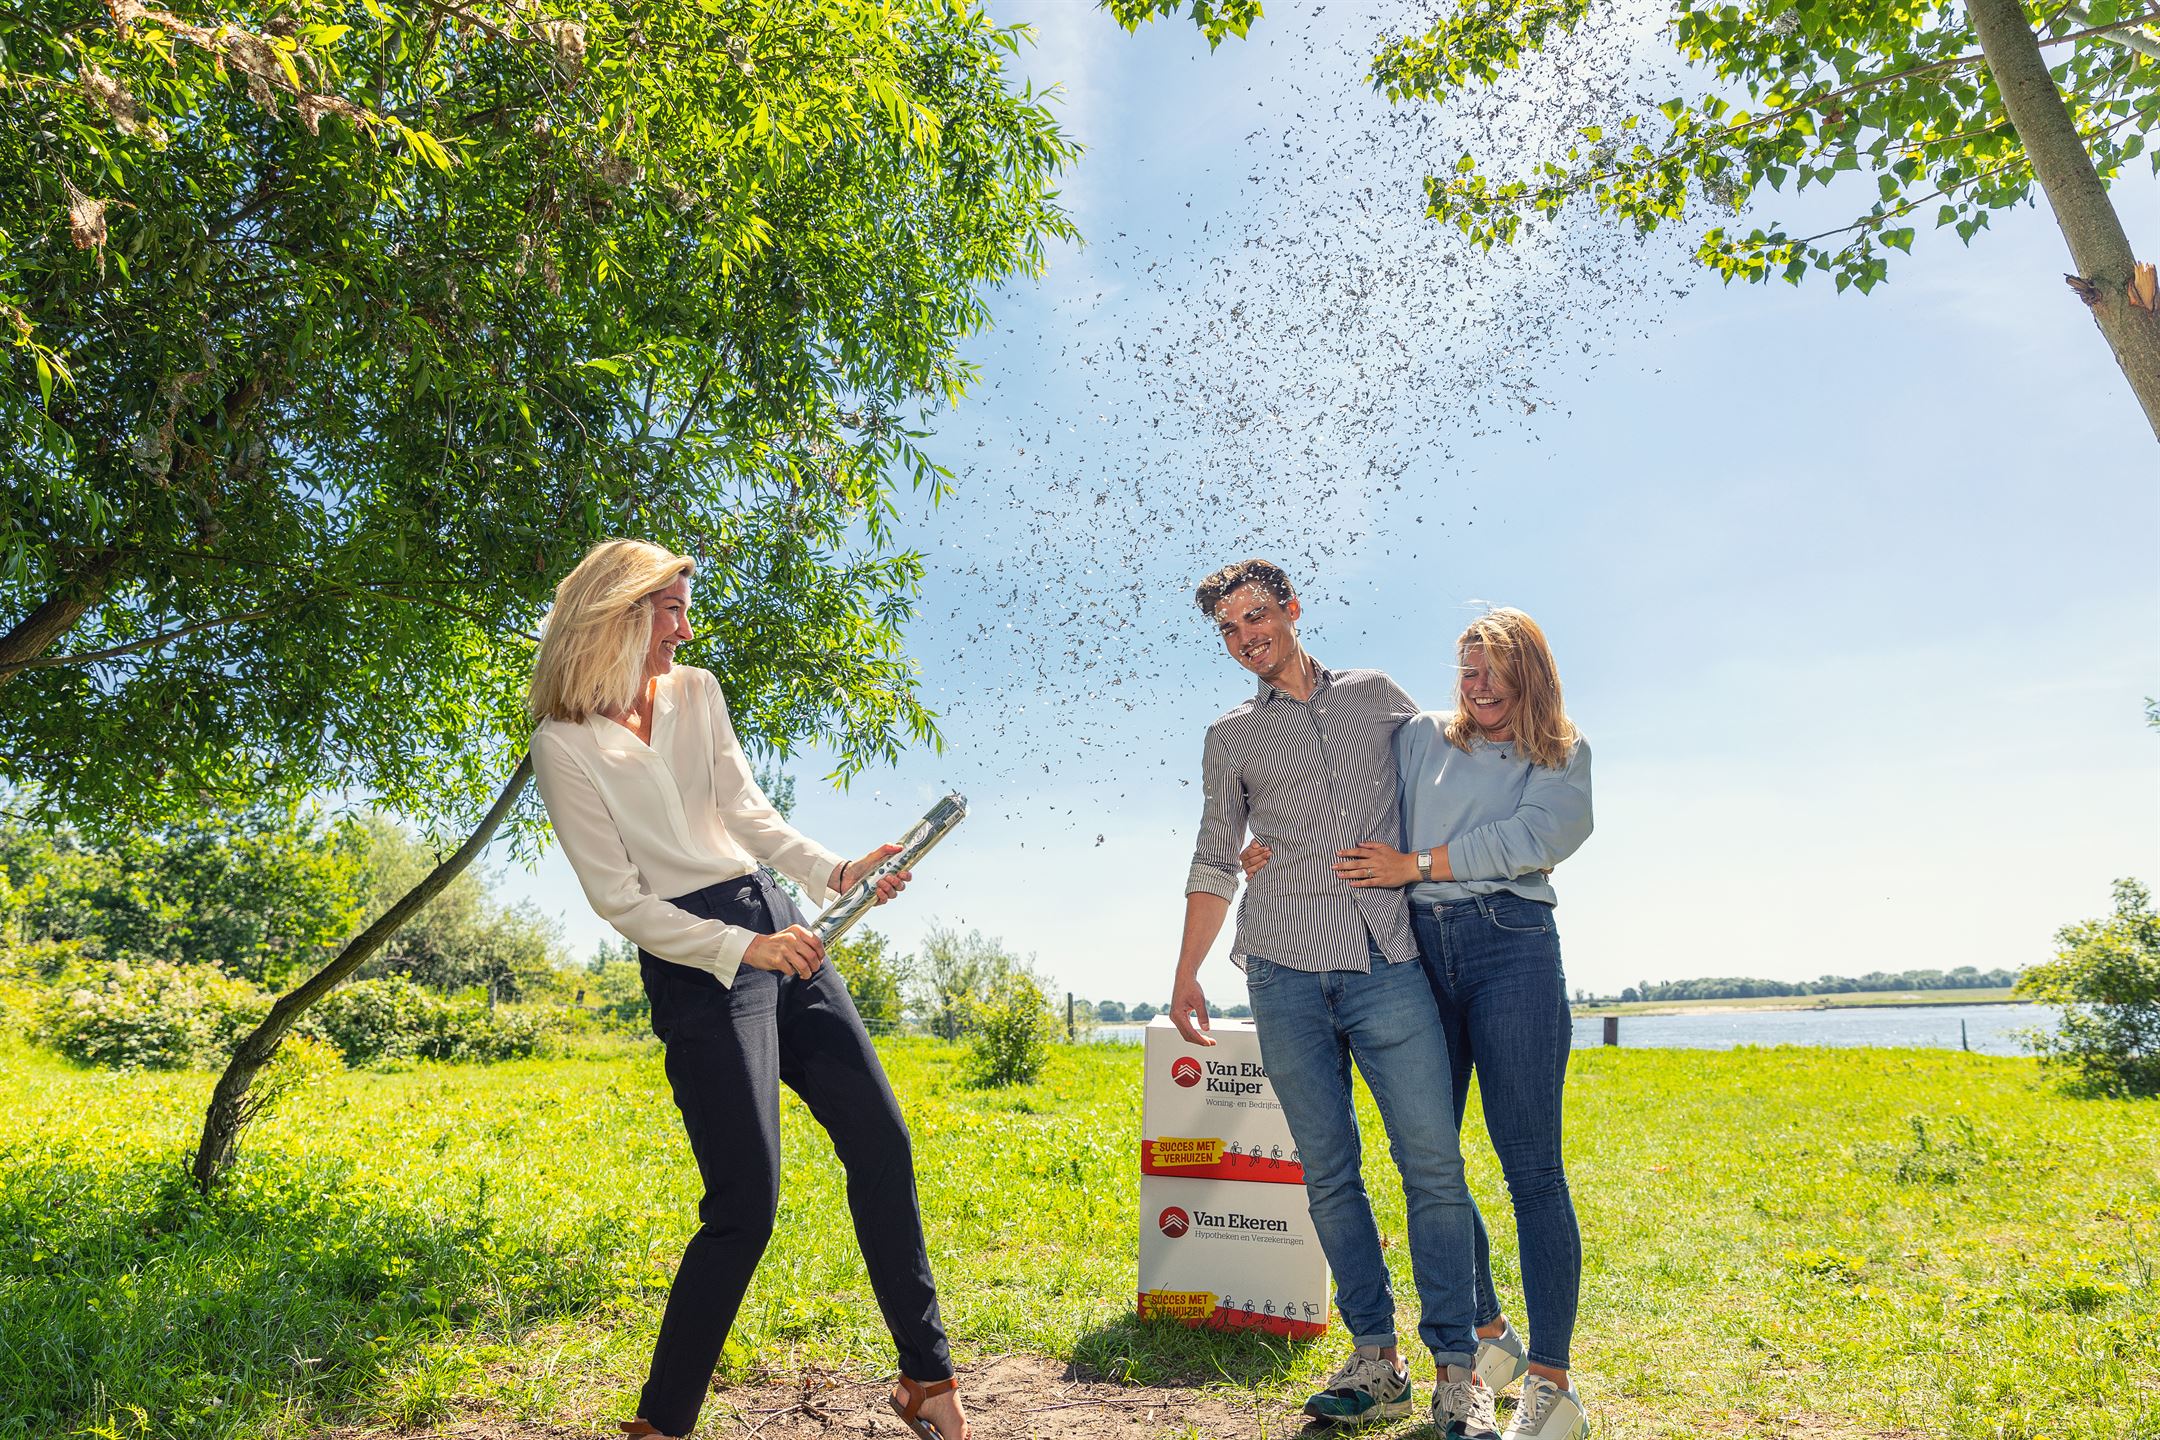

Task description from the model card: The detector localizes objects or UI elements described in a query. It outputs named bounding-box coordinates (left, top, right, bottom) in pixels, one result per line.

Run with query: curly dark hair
left=1195, top=558, right=1296, bottom=616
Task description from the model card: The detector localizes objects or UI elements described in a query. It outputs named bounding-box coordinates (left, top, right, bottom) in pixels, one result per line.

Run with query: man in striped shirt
left=1169, top=559, right=1498, bottom=1438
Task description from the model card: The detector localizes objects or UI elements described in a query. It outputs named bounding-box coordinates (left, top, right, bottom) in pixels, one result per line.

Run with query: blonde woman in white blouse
left=528, top=540, right=968, bottom=1440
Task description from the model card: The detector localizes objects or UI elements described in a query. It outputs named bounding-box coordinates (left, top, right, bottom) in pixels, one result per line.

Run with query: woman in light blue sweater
left=1245, top=608, right=1593, bottom=1440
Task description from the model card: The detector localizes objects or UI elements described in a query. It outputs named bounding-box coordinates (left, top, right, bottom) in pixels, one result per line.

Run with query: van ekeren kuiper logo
left=1167, top=1055, right=1268, bottom=1096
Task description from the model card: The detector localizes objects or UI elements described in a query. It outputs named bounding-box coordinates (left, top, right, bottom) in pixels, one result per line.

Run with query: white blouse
left=530, top=666, right=845, bottom=986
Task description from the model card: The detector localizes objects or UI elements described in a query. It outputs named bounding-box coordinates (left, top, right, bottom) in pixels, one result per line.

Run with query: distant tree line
left=1076, top=999, right=1249, bottom=1025
left=1057, top=968, right=2033, bottom=1018
left=1588, top=967, right=2023, bottom=1006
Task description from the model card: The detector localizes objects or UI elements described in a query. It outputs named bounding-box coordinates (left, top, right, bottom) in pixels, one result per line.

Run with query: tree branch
left=2058, top=2, right=2160, bottom=58
left=1464, top=5, right=2160, bottom=214
left=0, top=605, right=281, bottom=672
left=0, top=582, right=536, bottom=678
left=1787, top=107, right=2144, bottom=251
left=1791, top=155, right=2031, bottom=248
left=1691, top=5, right=2160, bottom=156
left=0, top=550, right=128, bottom=687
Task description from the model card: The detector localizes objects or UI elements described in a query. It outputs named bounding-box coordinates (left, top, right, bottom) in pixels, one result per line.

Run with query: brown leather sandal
left=889, top=1374, right=967, bottom=1440
left=619, top=1421, right=675, bottom=1440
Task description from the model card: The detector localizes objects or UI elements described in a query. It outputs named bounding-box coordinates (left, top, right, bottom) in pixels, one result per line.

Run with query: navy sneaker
left=1302, top=1347, right=1414, bottom=1427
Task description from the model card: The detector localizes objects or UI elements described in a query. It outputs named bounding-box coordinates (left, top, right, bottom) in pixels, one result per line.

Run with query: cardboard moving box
left=1139, top=1016, right=1302, bottom=1184
left=1136, top=1174, right=1328, bottom=1339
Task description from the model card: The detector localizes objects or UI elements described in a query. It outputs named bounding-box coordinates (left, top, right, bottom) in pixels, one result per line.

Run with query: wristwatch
left=1416, top=849, right=1434, bottom=883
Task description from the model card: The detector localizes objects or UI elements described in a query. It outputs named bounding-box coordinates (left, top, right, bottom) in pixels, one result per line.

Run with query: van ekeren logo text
left=1157, top=1205, right=1291, bottom=1238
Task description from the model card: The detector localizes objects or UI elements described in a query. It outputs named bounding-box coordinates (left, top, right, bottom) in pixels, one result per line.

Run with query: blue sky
left=498, top=0, right=2159, bottom=1006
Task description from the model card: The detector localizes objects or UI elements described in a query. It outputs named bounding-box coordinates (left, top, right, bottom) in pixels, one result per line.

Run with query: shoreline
left=1572, top=993, right=2031, bottom=1018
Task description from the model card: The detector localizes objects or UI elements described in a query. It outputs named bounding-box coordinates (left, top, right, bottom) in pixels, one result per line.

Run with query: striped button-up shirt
left=1185, top=661, right=1419, bottom=972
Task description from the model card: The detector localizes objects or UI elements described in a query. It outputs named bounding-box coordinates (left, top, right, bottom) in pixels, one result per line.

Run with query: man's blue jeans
left=1412, top=892, right=1582, bottom=1372
left=1243, top=947, right=1479, bottom=1368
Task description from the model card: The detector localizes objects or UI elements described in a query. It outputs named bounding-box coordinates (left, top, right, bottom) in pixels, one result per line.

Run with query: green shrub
left=582, top=951, right=651, bottom=1029
left=248, top=1033, right=347, bottom=1121
left=313, top=976, right=553, bottom=1065
left=38, top=956, right=270, bottom=1070
left=910, top=926, right=1018, bottom=1040
left=2018, top=879, right=2160, bottom=1098
left=829, top=928, right=909, bottom=1032
left=963, top=967, right=1059, bottom=1088
left=0, top=938, right=91, bottom=1037
left=0, top=811, right=366, bottom=987
left=354, top=815, right=576, bottom=1002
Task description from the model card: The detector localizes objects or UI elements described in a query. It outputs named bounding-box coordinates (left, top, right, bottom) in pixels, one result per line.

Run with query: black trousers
left=636, top=871, right=951, bottom=1436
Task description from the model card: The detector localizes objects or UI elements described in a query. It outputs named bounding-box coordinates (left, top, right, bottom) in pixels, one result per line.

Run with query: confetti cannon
left=811, top=792, right=968, bottom=946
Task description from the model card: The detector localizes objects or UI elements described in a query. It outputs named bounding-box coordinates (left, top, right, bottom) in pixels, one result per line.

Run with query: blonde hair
left=527, top=540, right=696, bottom=723
left=1443, top=608, right=1578, bottom=769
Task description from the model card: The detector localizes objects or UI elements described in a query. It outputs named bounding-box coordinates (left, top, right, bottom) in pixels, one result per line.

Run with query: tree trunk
left=0, top=550, right=126, bottom=685
left=1968, top=0, right=2160, bottom=442
left=190, top=753, right=535, bottom=1194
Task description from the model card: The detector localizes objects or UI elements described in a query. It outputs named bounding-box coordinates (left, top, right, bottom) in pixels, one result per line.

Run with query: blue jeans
left=1412, top=892, right=1581, bottom=1372
left=1244, top=947, right=1479, bottom=1368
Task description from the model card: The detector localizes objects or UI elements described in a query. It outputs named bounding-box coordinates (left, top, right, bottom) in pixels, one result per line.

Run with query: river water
left=1088, top=1003, right=2057, bottom=1055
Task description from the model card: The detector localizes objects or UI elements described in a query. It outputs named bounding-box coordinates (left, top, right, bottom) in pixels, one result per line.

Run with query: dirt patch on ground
left=319, top=1354, right=1327, bottom=1440
left=693, top=1354, right=1300, bottom=1439
left=307, top=1360, right=1947, bottom=1440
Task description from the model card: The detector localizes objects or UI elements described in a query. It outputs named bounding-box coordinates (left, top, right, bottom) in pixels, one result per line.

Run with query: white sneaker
left=1430, top=1364, right=1500, bottom=1439
left=1502, top=1374, right=1589, bottom=1439
left=1474, top=1321, right=1528, bottom=1395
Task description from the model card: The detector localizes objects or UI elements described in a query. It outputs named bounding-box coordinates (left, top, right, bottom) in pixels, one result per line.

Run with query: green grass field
left=1, top=1035, right=2154, bottom=1440
left=1574, top=988, right=2023, bottom=1016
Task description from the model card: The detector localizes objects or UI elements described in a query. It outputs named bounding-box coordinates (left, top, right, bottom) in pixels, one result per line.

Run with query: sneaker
left=1302, top=1347, right=1414, bottom=1427
left=1430, top=1364, right=1500, bottom=1439
left=1502, top=1374, right=1589, bottom=1439
left=1474, top=1321, right=1529, bottom=1396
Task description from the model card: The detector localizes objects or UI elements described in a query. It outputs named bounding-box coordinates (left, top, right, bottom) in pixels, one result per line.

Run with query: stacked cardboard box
left=1136, top=1017, right=1329, bottom=1339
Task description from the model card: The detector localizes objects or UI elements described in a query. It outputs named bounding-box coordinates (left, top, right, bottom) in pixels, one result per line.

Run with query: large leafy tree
left=1362, top=0, right=2160, bottom=438
left=2, top=0, right=1078, bottom=834
left=2, top=0, right=1080, bottom=1186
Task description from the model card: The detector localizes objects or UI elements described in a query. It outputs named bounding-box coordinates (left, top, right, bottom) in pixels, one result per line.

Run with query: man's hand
left=1170, top=891, right=1229, bottom=1046
left=743, top=925, right=825, bottom=979
left=1333, top=840, right=1419, bottom=889
left=1169, top=972, right=1215, bottom=1046
left=1239, top=839, right=1272, bottom=879
left=839, top=843, right=913, bottom=905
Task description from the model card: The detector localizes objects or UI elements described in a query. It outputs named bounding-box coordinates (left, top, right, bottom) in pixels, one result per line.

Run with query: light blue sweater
left=1395, top=713, right=1593, bottom=909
